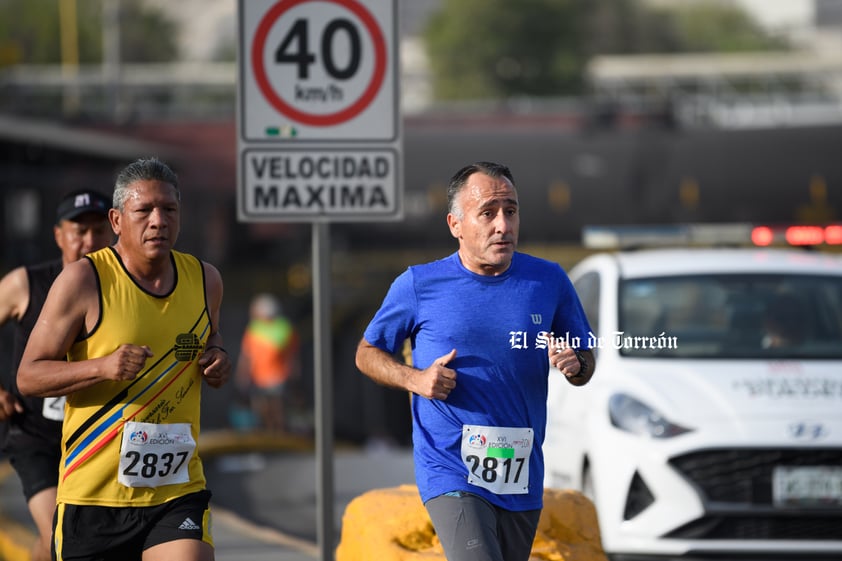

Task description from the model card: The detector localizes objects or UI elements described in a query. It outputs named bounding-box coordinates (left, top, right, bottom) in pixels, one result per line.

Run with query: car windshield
left=618, top=274, right=842, bottom=358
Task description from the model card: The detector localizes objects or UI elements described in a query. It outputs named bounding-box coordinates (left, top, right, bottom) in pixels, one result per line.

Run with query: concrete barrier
left=335, top=484, right=608, bottom=561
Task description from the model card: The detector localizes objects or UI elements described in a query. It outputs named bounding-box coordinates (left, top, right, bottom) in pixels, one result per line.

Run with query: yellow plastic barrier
left=0, top=516, right=32, bottom=561
left=336, top=484, right=608, bottom=561
left=0, top=462, right=33, bottom=561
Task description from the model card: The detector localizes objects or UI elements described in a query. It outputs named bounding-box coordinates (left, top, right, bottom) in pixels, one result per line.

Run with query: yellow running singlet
left=59, top=247, right=210, bottom=507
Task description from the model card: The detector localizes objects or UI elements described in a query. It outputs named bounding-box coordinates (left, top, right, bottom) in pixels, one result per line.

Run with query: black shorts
left=53, top=489, right=213, bottom=561
left=6, top=434, right=61, bottom=501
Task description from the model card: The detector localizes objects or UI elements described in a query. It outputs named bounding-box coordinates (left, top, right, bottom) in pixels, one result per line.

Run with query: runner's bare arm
left=0, top=266, right=27, bottom=417
left=17, top=259, right=152, bottom=397
left=198, top=262, right=230, bottom=389
left=355, top=339, right=457, bottom=400
left=0, top=266, right=29, bottom=324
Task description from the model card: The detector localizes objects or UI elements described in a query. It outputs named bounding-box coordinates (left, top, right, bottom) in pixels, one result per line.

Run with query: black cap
left=56, top=190, right=111, bottom=223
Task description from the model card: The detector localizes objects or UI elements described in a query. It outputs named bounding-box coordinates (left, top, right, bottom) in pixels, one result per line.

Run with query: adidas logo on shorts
left=179, top=517, right=201, bottom=531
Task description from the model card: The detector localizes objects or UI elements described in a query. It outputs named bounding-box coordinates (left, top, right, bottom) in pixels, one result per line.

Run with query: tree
left=662, top=1, right=789, bottom=53
left=424, top=0, right=589, bottom=100
left=117, top=1, right=180, bottom=62
left=423, top=0, right=790, bottom=101
left=0, top=0, right=178, bottom=66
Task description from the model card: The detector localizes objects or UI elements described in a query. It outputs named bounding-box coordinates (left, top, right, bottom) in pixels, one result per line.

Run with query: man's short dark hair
left=447, top=162, right=515, bottom=216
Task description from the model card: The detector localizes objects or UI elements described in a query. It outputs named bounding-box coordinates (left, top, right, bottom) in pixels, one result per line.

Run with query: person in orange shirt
left=235, top=293, right=300, bottom=433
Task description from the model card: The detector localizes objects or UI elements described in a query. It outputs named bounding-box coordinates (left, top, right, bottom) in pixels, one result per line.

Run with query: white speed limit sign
left=239, top=0, right=398, bottom=142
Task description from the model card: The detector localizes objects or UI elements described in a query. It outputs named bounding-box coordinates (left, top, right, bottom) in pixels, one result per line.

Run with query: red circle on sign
left=252, top=0, right=387, bottom=127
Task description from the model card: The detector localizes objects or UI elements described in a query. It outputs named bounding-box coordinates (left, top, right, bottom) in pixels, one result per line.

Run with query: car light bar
left=582, top=224, right=754, bottom=249
left=752, top=224, right=842, bottom=246
left=582, top=224, right=842, bottom=249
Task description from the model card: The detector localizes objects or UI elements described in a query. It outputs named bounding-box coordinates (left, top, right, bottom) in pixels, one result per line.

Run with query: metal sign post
left=237, top=1, right=401, bottom=558
left=312, top=221, right=334, bottom=559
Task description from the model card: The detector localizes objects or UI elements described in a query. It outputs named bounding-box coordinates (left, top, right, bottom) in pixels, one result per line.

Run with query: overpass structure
left=5, top=50, right=842, bottom=127
left=587, top=51, right=842, bottom=128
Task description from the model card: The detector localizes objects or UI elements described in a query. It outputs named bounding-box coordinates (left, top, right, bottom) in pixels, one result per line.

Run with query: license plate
left=772, top=466, right=842, bottom=507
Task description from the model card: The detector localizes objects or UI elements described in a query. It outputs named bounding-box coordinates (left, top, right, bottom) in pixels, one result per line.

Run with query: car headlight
left=608, top=393, right=693, bottom=438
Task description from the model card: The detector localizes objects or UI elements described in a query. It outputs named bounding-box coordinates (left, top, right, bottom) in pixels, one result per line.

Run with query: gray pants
left=425, top=491, right=541, bottom=561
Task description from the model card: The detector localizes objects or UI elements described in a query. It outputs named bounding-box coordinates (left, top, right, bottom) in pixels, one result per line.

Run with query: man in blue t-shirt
left=355, top=161, right=595, bottom=561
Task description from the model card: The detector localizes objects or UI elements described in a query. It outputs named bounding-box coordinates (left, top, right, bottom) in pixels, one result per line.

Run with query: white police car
left=543, top=244, right=842, bottom=560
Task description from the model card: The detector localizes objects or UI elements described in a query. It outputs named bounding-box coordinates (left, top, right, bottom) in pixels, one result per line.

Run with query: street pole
left=312, top=221, right=335, bottom=559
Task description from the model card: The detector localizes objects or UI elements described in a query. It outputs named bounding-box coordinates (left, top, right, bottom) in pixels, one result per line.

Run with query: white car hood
left=609, top=359, right=842, bottom=424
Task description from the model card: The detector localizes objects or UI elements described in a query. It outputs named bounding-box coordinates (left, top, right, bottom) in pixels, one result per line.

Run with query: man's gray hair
left=113, top=157, right=180, bottom=211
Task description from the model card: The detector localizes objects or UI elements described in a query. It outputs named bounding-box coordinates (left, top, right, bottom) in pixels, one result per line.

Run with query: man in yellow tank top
left=18, top=157, right=231, bottom=561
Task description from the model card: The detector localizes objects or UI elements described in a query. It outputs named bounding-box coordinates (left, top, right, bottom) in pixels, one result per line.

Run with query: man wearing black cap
left=0, top=189, right=113, bottom=561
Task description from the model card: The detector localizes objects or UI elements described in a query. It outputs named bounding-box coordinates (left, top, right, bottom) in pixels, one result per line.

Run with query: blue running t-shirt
left=363, top=251, right=592, bottom=511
